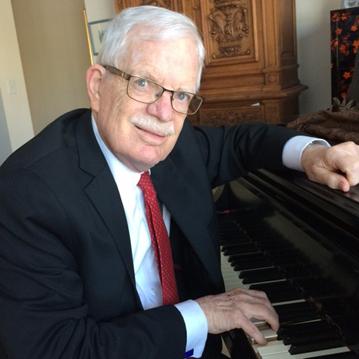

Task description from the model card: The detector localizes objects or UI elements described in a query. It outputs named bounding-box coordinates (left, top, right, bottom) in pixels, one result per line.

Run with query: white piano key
left=254, top=328, right=277, bottom=342
left=254, top=340, right=290, bottom=356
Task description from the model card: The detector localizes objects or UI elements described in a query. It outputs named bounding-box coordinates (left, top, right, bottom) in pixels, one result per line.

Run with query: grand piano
left=217, top=169, right=359, bottom=359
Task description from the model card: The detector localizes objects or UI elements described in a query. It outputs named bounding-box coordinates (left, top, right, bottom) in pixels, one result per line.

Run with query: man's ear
left=86, top=64, right=106, bottom=113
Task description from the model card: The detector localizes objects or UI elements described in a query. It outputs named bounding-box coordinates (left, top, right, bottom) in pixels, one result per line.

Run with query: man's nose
left=146, top=91, right=173, bottom=121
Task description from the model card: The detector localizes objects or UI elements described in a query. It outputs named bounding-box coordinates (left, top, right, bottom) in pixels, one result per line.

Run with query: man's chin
left=120, top=142, right=175, bottom=172
left=125, top=152, right=163, bottom=172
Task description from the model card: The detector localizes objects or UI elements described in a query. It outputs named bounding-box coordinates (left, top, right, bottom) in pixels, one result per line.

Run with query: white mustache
left=130, top=116, right=175, bottom=137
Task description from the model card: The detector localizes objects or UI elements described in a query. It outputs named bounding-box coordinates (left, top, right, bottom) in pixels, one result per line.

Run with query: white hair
left=97, top=5, right=206, bottom=90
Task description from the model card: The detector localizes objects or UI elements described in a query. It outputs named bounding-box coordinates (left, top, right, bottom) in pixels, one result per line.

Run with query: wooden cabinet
left=115, top=0, right=305, bottom=125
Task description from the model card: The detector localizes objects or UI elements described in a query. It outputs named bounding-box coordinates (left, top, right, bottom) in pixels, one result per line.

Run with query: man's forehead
left=121, top=38, right=199, bottom=91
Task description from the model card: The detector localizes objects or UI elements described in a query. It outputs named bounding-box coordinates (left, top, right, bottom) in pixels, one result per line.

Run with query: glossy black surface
left=218, top=170, right=359, bottom=358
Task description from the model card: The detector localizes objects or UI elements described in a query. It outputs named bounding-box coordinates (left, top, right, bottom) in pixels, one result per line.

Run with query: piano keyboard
left=219, top=212, right=359, bottom=359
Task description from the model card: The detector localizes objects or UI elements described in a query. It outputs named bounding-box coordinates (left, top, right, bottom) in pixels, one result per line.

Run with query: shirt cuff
left=175, top=300, right=208, bottom=358
left=282, top=135, right=330, bottom=172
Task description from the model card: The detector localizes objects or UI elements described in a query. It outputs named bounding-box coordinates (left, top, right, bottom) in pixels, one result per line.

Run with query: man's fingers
left=333, top=160, right=359, bottom=188
left=237, top=312, right=267, bottom=345
left=196, top=288, right=279, bottom=337
left=235, top=298, right=279, bottom=331
left=229, top=287, right=268, bottom=299
left=228, top=288, right=277, bottom=318
left=311, top=167, right=351, bottom=192
left=301, top=141, right=359, bottom=192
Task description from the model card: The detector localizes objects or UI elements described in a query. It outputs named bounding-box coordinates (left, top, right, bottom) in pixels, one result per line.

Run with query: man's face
left=89, top=36, right=200, bottom=172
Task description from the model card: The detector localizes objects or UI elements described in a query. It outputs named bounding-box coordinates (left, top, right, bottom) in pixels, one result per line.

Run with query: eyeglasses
left=103, top=65, right=203, bottom=115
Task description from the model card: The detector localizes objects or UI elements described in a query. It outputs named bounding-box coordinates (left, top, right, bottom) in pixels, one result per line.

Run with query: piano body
left=217, top=169, right=359, bottom=359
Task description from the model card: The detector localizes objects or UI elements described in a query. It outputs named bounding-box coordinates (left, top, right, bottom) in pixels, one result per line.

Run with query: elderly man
left=0, top=5, right=358, bottom=359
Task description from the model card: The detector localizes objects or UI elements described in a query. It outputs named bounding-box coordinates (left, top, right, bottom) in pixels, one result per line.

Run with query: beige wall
left=0, top=0, right=34, bottom=161
left=83, top=0, right=115, bottom=63
left=0, top=90, right=12, bottom=164
left=296, top=0, right=342, bottom=114
left=84, top=0, right=114, bottom=23
left=12, top=0, right=91, bottom=134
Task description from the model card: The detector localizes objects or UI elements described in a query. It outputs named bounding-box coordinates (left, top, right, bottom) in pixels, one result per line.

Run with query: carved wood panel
left=141, top=0, right=171, bottom=7
left=205, top=0, right=255, bottom=63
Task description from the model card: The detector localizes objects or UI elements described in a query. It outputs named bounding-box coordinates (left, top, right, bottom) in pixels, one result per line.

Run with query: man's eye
left=175, top=92, right=191, bottom=102
left=134, top=78, right=148, bottom=88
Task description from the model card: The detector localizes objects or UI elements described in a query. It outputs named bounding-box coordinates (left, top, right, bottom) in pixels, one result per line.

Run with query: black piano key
left=282, top=263, right=320, bottom=278
left=296, top=277, right=338, bottom=297
left=223, top=243, right=258, bottom=256
left=231, top=253, right=273, bottom=270
left=268, top=249, right=302, bottom=261
left=220, top=230, right=248, bottom=244
left=229, top=251, right=264, bottom=262
left=274, top=301, right=314, bottom=315
left=233, top=260, right=272, bottom=271
left=249, top=280, right=303, bottom=302
left=274, top=301, right=320, bottom=324
left=279, top=310, right=320, bottom=324
left=220, top=235, right=248, bottom=245
left=267, top=256, right=305, bottom=268
left=264, top=242, right=296, bottom=251
left=278, top=320, right=331, bottom=337
left=222, top=240, right=255, bottom=248
left=319, top=296, right=358, bottom=317
left=283, top=328, right=341, bottom=345
left=330, top=315, right=359, bottom=345
left=240, top=267, right=284, bottom=284
left=289, top=338, right=345, bottom=355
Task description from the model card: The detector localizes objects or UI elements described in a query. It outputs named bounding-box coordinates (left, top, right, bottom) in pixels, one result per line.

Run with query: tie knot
left=138, top=171, right=155, bottom=196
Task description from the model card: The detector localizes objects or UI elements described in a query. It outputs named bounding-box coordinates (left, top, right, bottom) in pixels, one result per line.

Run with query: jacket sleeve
left=0, top=169, right=186, bottom=359
left=192, top=122, right=302, bottom=187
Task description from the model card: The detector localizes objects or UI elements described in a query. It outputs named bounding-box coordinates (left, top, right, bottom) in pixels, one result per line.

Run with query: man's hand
left=195, top=288, right=279, bottom=345
left=301, top=141, right=359, bottom=192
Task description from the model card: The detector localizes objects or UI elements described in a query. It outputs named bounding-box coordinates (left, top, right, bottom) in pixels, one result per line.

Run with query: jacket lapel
left=152, top=158, right=222, bottom=286
left=75, top=112, right=139, bottom=303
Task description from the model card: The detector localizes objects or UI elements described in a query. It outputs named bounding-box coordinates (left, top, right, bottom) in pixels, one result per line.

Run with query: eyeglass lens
left=128, top=76, right=201, bottom=114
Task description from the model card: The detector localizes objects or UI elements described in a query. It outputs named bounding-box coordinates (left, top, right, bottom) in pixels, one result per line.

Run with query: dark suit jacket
left=0, top=109, right=298, bottom=359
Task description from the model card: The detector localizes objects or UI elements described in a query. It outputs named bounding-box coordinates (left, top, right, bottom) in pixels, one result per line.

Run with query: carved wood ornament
left=140, top=0, right=171, bottom=7
left=208, top=0, right=250, bottom=58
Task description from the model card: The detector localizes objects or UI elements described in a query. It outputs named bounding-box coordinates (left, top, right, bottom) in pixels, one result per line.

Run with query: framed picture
left=87, top=18, right=111, bottom=57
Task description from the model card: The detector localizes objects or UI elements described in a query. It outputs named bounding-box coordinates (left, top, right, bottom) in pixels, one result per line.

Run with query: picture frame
left=87, top=18, right=112, bottom=57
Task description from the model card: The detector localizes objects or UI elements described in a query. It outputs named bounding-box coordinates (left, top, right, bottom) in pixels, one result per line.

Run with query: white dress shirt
left=92, top=116, right=328, bottom=358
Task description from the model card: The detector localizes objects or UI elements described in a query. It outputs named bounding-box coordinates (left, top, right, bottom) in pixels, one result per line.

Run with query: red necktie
left=138, top=171, right=179, bottom=305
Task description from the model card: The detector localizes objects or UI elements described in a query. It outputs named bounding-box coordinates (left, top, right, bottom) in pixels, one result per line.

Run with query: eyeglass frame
left=102, top=65, right=203, bottom=115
